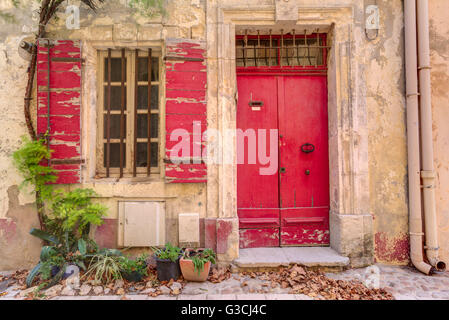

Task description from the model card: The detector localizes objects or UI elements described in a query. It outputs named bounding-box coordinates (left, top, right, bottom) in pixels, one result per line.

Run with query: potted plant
left=152, top=243, right=182, bottom=282
left=119, top=254, right=149, bottom=282
left=83, top=250, right=124, bottom=285
left=180, top=248, right=216, bottom=282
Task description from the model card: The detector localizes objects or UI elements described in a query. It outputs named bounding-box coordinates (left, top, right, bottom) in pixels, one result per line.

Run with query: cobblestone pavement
left=1, top=264, right=448, bottom=300
left=325, top=264, right=449, bottom=300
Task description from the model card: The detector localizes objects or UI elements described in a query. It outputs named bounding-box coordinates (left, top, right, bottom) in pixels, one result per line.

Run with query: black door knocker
left=301, top=143, right=315, bottom=154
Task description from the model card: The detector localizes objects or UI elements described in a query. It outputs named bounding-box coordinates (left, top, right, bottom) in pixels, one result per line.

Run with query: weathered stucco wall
left=429, top=0, right=449, bottom=266
left=0, top=0, right=41, bottom=270
left=366, top=0, right=410, bottom=265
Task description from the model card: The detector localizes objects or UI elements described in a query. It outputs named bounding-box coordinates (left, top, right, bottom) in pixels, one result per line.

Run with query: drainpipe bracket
left=418, top=65, right=432, bottom=70
left=424, top=246, right=440, bottom=251
left=409, top=232, right=424, bottom=237
left=421, top=170, right=436, bottom=179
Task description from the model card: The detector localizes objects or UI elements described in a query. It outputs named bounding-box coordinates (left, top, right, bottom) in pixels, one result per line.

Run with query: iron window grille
left=97, top=48, right=161, bottom=178
left=236, top=30, right=329, bottom=70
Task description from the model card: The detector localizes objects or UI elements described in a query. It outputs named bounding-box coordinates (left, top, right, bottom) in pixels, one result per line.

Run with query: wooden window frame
left=96, top=48, right=162, bottom=178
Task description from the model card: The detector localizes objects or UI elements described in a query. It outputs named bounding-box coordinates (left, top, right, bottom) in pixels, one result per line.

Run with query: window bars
left=104, top=48, right=155, bottom=178
left=236, top=29, right=330, bottom=69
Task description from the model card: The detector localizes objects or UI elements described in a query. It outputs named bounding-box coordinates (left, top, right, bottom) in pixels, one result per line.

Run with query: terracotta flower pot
left=179, top=258, right=211, bottom=282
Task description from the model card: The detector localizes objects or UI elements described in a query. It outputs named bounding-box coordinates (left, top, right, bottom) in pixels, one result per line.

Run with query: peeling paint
left=375, top=232, right=410, bottom=264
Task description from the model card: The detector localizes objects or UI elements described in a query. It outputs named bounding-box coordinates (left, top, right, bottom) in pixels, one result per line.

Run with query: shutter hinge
left=164, top=158, right=205, bottom=164
left=51, top=57, right=84, bottom=63
left=164, top=55, right=204, bottom=62
left=50, top=159, right=85, bottom=165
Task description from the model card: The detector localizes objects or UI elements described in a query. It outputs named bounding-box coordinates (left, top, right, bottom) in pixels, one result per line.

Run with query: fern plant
left=13, top=135, right=56, bottom=200
left=49, top=188, right=106, bottom=238
left=13, top=136, right=56, bottom=230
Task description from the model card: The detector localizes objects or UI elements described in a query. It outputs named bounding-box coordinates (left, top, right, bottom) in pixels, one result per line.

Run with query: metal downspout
left=404, top=0, right=432, bottom=275
left=416, top=0, right=446, bottom=272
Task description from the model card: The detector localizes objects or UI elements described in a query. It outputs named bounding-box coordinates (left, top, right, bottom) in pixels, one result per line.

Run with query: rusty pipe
left=417, top=0, right=446, bottom=272
left=404, top=0, right=432, bottom=275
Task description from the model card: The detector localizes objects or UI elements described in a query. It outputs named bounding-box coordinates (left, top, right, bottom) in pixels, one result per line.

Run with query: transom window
left=236, top=32, right=328, bottom=68
left=97, top=49, right=161, bottom=178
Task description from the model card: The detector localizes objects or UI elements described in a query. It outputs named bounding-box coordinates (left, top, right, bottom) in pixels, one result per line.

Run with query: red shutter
left=165, top=38, right=207, bottom=183
left=36, top=39, right=82, bottom=184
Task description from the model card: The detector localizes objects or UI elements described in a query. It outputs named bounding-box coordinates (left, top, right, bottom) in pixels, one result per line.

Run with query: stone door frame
left=206, top=1, right=373, bottom=267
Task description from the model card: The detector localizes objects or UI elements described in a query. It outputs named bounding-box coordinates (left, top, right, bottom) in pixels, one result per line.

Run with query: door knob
left=305, top=169, right=311, bottom=175
left=280, top=167, right=286, bottom=173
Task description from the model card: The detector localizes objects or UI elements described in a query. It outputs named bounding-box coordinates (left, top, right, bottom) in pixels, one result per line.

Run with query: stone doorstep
left=233, top=247, right=350, bottom=272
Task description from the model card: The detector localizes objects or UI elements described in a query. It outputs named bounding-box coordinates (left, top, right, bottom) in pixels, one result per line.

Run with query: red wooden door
left=237, top=75, right=280, bottom=248
left=278, top=76, right=330, bottom=246
left=237, top=74, right=329, bottom=248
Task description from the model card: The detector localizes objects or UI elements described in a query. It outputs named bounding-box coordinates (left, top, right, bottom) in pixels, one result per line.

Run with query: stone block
left=191, top=24, right=205, bottom=40
left=113, top=23, right=138, bottom=42
left=330, top=212, right=374, bottom=267
left=216, top=218, right=239, bottom=261
left=138, top=25, right=163, bottom=41
left=89, top=25, right=113, bottom=41
left=207, top=294, right=236, bottom=300
left=236, top=294, right=266, bottom=300
left=275, top=0, right=298, bottom=23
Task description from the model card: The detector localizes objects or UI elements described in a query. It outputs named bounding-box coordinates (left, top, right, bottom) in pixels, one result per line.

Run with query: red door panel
left=237, top=74, right=329, bottom=248
left=278, top=76, right=329, bottom=246
left=237, top=75, right=279, bottom=246
left=280, top=208, right=330, bottom=245
left=239, top=228, right=280, bottom=249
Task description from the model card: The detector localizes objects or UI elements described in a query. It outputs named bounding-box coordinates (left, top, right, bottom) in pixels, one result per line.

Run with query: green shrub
left=152, top=243, right=182, bottom=262
left=119, top=253, right=149, bottom=277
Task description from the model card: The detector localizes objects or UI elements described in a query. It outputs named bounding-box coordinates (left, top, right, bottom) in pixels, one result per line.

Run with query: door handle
left=301, top=143, right=315, bottom=154
left=280, top=167, right=286, bottom=173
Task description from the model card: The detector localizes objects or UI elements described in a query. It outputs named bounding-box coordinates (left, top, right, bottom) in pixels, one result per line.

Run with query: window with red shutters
left=36, top=38, right=207, bottom=184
